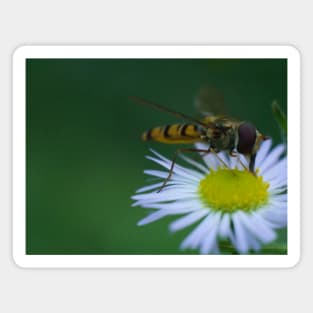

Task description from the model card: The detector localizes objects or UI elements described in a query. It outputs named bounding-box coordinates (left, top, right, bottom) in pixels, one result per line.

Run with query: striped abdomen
left=142, top=123, right=202, bottom=144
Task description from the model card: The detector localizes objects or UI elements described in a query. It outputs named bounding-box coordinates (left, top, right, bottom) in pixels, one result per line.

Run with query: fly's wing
left=194, top=85, right=228, bottom=118
left=194, top=86, right=241, bottom=144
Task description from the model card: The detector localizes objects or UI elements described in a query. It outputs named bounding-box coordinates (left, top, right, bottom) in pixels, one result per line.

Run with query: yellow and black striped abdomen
left=142, top=123, right=202, bottom=144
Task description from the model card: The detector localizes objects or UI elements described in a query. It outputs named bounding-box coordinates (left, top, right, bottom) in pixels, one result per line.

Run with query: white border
left=13, top=45, right=300, bottom=268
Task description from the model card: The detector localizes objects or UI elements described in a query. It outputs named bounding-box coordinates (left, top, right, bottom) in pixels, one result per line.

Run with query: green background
left=26, top=58, right=287, bottom=254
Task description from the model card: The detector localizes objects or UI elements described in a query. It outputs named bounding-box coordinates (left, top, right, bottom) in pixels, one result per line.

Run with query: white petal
left=132, top=190, right=196, bottom=203
left=179, top=154, right=209, bottom=174
left=194, top=142, right=210, bottom=151
left=144, top=169, right=201, bottom=186
left=231, top=212, right=250, bottom=254
left=195, top=143, right=220, bottom=170
left=210, top=242, right=220, bottom=254
left=234, top=154, right=249, bottom=170
left=268, top=175, right=287, bottom=192
left=202, top=149, right=232, bottom=169
left=171, top=177, right=200, bottom=186
left=134, top=186, right=197, bottom=200
left=269, top=187, right=287, bottom=195
left=149, top=149, right=205, bottom=179
left=199, top=212, right=221, bottom=254
left=233, top=217, right=262, bottom=252
left=137, top=210, right=169, bottom=226
left=169, top=210, right=208, bottom=232
left=149, top=148, right=170, bottom=161
left=265, top=166, right=287, bottom=183
left=134, top=204, right=204, bottom=215
left=259, top=208, right=287, bottom=228
left=261, top=215, right=287, bottom=229
left=259, top=144, right=285, bottom=174
left=219, top=213, right=231, bottom=238
left=180, top=213, right=215, bottom=249
left=146, top=156, right=203, bottom=181
left=144, top=169, right=168, bottom=179
left=160, top=184, right=198, bottom=193
left=262, top=158, right=287, bottom=183
left=245, top=233, right=262, bottom=252
left=237, top=211, right=276, bottom=244
left=252, top=212, right=276, bottom=243
left=202, top=153, right=220, bottom=170
left=228, top=155, right=238, bottom=168
left=220, top=152, right=233, bottom=168
left=255, top=139, right=272, bottom=168
left=149, top=148, right=179, bottom=165
left=228, top=154, right=248, bottom=170
left=260, top=201, right=286, bottom=211
left=264, top=202, right=287, bottom=213
left=270, top=193, right=287, bottom=203
left=136, top=182, right=164, bottom=193
left=135, top=199, right=202, bottom=211
left=269, top=180, right=287, bottom=192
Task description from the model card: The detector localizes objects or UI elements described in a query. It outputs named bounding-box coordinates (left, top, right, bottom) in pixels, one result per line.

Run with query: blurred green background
left=26, top=58, right=287, bottom=254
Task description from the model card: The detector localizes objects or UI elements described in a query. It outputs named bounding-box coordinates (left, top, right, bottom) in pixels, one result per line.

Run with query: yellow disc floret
left=198, top=168, right=269, bottom=213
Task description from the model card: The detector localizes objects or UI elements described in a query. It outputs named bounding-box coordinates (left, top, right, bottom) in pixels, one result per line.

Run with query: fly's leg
left=229, top=150, right=253, bottom=173
left=249, top=153, right=257, bottom=175
left=158, top=147, right=234, bottom=192
left=209, top=148, right=231, bottom=169
left=158, top=148, right=210, bottom=193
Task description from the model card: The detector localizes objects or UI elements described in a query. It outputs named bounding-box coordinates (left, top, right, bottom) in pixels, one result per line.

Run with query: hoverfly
left=130, top=87, right=269, bottom=191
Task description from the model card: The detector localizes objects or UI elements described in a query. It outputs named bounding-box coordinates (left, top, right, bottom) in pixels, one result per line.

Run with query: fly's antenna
left=129, top=96, right=212, bottom=128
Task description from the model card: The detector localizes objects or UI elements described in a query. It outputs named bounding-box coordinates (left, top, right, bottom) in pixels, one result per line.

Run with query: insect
left=130, top=90, right=269, bottom=191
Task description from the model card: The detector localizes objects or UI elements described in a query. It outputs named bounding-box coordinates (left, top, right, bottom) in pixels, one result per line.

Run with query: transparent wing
left=194, top=85, right=228, bottom=117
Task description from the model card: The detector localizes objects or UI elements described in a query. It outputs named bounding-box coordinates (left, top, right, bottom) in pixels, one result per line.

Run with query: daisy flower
left=132, top=140, right=287, bottom=254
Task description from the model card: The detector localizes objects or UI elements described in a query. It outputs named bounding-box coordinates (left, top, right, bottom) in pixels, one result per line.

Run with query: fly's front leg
left=209, top=147, right=230, bottom=169
left=229, top=150, right=252, bottom=173
left=158, top=147, right=210, bottom=193
left=249, top=153, right=257, bottom=175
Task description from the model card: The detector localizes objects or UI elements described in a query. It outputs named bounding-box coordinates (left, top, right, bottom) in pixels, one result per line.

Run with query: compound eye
left=237, top=122, right=256, bottom=154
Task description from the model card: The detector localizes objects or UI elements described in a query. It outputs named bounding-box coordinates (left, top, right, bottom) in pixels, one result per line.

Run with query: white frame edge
left=12, top=45, right=300, bottom=268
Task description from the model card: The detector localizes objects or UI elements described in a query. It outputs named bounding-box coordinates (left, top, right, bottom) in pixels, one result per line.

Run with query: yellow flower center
left=198, top=168, right=269, bottom=213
